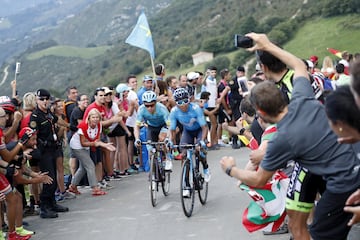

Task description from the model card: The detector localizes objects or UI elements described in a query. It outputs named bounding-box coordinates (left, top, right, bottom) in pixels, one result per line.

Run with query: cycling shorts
left=286, top=162, right=326, bottom=213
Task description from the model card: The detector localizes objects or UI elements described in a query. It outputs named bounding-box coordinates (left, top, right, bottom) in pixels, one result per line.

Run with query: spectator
left=220, top=33, right=359, bottom=240
left=69, top=94, right=89, bottom=177
left=69, top=108, right=115, bottom=196
left=350, top=59, right=360, bottom=108
left=216, top=68, right=232, bottom=147
left=50, top=99, right=75, bottom=202
left=203, top=66, right=219, bottom=148
left=137, top=76, right=154, bottom=105
left=335, top=63, right=350, bottom=86
left=324, top=85, right=360, bottom=227
left=125, top=76, right=140, bottom=172
left=155, top=63, right=165, bottom=81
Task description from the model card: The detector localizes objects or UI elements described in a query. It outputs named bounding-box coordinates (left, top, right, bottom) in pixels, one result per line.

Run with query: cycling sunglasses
left=176, top=98, right=189, bottom=106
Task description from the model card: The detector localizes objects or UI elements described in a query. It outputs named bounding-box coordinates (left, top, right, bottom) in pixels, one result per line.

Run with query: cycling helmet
left=0, top=96, right=16, bottom=113
left=173, top=88, right=189, bottom=101
left=142, top=91, right=157, bottom=103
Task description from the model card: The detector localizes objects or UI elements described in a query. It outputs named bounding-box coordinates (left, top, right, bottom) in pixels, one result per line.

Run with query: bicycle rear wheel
left=149, top=156, right=157, bottom=207
left=197, top=162, right=208, bottom=205
left=180, top=159, right=195, bottom=217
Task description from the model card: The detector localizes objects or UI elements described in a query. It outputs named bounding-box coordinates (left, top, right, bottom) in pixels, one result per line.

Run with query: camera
left=234, top=34, right=253, bottom=48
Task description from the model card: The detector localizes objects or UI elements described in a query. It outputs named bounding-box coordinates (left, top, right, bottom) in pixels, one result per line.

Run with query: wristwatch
left=225, top=165, right=234, bottom=177
left=239, top=127, right=246, bottom=135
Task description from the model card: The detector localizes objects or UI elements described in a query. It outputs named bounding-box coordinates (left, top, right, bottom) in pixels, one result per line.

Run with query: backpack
left=63, top=100, right=76, bottom=123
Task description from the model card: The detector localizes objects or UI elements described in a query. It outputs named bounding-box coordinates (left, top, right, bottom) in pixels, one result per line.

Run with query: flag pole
left=150, top=55, right=159, bottom=94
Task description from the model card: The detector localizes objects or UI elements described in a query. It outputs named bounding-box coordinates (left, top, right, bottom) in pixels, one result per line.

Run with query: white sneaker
left=63, top=191, right=76, bottom=200
left=165, top=160, right=173, bottom=171
left=102, top=180, right=114, bottom=189
left=182, top=189, right=190, bottom=198
left=204, top=168, right=211, bottom=182
left=98, top=182, right=106, bottom=189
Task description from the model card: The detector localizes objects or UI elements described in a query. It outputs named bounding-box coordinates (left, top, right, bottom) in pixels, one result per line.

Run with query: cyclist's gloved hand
left=164, top=138, right=173, bottom=149
left=199, top=140, right=207, bottom=149
left=135, top=139, right=141, bottom=147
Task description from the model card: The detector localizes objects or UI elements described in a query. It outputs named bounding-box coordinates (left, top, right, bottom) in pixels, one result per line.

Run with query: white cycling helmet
left=142, top=91, right=157, bottom=103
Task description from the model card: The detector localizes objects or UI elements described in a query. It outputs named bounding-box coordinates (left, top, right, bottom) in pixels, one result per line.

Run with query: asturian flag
left=125, top=12, right=155, bottom=59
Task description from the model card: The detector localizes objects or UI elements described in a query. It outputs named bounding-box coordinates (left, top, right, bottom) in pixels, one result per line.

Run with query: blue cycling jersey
left=136, top=102, right=169, bottom=127
left=169, top=102, right=206, bottom=131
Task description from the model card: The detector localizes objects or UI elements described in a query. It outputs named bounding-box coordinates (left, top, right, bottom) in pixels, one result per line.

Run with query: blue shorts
left=180, top=128, right=202, bottom=145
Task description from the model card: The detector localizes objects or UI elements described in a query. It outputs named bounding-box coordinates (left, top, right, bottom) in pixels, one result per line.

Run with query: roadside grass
left=27, top=45, right=111, bottom=60
left=285, top=15, right=360, bottom=62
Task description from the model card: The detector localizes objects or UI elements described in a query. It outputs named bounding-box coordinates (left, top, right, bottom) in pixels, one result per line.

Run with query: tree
left=207, top=56, right=231, bottom=72
left=202, top=37, right=224, bottom=53
left=174, top=47, right=193, bottom=66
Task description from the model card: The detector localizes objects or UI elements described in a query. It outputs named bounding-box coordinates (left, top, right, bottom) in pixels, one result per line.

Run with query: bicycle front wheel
left=161, top=169, right=170, bottom=196
left=180, top=159, right=195, bottom=217
left=149, top=155, right=157, bottom=207
left=197, top=163, right=208, bottom=205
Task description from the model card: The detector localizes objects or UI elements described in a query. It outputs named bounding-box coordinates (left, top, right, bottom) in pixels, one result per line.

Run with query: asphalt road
left=25, top=146, right=292, bottom=240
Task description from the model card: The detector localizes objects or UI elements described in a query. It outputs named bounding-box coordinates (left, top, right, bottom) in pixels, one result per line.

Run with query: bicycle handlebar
left=140, top=141, right=167, bottom=145
left=172, top=144, right=199, bottom=149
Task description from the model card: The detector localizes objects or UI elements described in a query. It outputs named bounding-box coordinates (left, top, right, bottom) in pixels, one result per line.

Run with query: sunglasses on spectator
left=176, top=98, right=189, bottom=106
left=144, top=103, right=155, bottom=108
left=38, top=97, right=49, bottom=101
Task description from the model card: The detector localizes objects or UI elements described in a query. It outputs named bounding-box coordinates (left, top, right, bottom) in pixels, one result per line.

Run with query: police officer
left=29, top=89, right=68, bottom=218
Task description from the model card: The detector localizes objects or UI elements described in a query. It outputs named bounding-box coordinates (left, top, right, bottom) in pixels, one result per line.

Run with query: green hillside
left=27, top=45, right=111, bottom=60
left=285, top=15, right=360, bottom=61
left=3, top=0, right=359, bottom=97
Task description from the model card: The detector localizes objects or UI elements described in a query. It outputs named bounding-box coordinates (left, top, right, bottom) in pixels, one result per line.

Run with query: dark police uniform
left=30, top=89, right=68, bottom=218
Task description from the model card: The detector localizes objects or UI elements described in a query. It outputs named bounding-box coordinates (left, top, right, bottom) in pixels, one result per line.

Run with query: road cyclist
left=134, top=90, right=173, bottom=206
left=168, top=87, right=210, bottom=217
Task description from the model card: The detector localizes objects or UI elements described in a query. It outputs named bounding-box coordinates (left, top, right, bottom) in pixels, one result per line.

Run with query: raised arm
left=246, top=33, right=308, bottom=81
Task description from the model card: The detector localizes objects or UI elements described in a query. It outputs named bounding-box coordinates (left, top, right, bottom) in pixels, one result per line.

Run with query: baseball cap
left=143, top=75, right=153, bottom=81
left=0, top=96, right=16, bottom=113
left=306, top=60, right=314, bottom=69
left=116, top=83, right=131, bottom=93
left=309, top=55, right=318, bottom=63
left=102, top=87, right=113, bottom=95
left=18, top=127, right=36, bottom=139
left=36, top=89, right=51, bottom=98
left=187, top=72, right=200, bottom=80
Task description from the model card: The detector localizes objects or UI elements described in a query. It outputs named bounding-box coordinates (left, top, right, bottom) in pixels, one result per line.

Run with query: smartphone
left=234, top=35, right=253, bottom=48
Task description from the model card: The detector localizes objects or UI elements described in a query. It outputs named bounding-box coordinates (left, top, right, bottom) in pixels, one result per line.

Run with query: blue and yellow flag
left=126, top=12, right=155, bottom=59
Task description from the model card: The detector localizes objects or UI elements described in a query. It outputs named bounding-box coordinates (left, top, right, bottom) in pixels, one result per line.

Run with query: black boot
left=40, top=206, right=58, bottom=218
left=51, top=203, right=69, bottom=212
